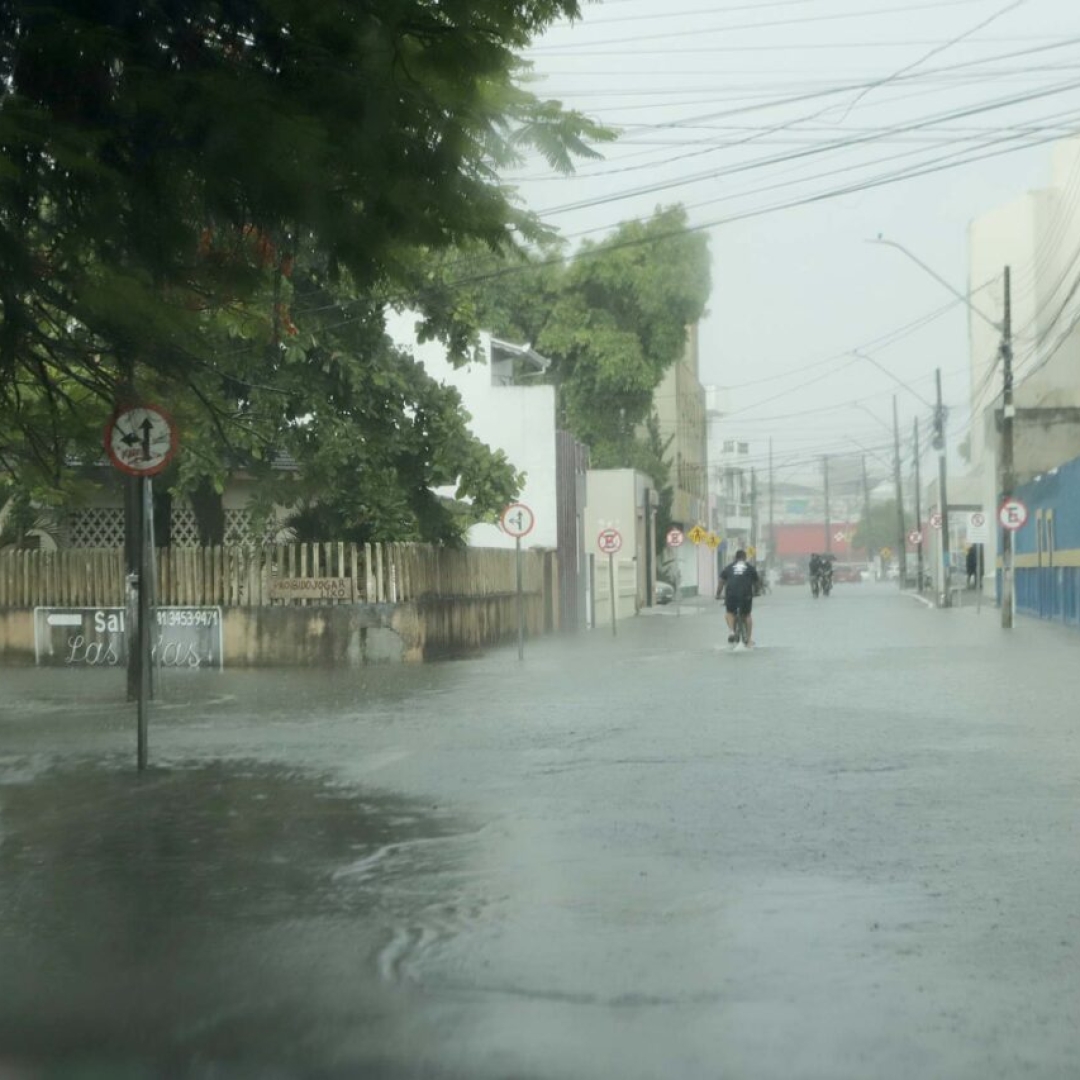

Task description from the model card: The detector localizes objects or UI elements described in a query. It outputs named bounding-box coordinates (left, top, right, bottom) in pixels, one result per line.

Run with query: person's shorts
left=725, top=596, right=753, bottom=616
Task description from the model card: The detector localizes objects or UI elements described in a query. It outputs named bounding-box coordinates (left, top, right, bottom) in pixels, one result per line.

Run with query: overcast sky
left=503, top=0, right=1080, bottom=489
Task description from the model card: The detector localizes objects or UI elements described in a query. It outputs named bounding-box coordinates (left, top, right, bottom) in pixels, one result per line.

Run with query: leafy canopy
left=431, top=206, right=712, bottom=498
left=0, top=0, right=610, bottom=541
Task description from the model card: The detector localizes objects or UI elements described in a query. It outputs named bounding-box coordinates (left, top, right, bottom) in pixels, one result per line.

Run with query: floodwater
left=1, top=584, right=1079, bottom=1078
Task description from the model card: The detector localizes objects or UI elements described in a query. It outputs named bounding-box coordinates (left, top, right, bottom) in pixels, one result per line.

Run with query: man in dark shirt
left=716, top=549, right=760, bottom=645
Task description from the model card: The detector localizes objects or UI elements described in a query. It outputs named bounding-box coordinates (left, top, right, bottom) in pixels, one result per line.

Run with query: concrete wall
left=0, top=593, right=553, bottom=667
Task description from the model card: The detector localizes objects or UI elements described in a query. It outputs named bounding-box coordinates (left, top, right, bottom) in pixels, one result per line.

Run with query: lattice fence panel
left=67, top=508, right=125, bottom=548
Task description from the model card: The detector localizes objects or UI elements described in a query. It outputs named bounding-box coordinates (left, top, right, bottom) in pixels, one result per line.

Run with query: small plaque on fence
left=269, top=576, right=355, bottom=602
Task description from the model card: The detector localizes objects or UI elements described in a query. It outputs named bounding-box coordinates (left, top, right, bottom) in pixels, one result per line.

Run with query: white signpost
left=501, top=503, right=535, bottom=660
left=598, top=528, right=623, bottom=637
left=966, top=510, right=988, bottom=544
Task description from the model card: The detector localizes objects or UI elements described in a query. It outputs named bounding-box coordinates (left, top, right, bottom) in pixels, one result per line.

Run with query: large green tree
left=430, top=205, right=711, bottom=499
left=0, top=0, right=609, bottom=542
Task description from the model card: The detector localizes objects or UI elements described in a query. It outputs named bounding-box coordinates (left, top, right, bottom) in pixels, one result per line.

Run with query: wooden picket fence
left=0, top=542, right=547, bottom=608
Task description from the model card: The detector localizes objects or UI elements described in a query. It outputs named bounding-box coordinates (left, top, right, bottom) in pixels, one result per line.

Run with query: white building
left=386, top=311, right=559, bottom=550
left=964, top=137, right=1080, bottom=594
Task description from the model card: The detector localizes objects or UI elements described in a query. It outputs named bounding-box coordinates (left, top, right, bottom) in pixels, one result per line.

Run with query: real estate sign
left=34, top=607, right=224, bottom=669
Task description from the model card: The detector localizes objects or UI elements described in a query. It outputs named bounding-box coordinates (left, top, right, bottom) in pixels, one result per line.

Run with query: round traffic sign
left=104, top=404, right=177, bottom=476
left=971, top=511, right=986, bottom=528
left=908, top=529, right=923, bottom=545
left=929, top=511, right=943, bottom=530
left=666, top=527, right=684, bottom=548
left=998, top=498, right=1029, bottom=531
left=500, top=502, right=535, bottom=538
left=598, top=528, right=623, bottom=555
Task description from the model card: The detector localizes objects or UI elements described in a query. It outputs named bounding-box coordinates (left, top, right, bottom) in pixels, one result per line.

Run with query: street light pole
left=892, top=395, right=907, bottom=589
left=913, top=418, right=924, bottom=593
left=1000, top=266, right=1015, bottom=629
left=934, top=367, right=952, bottom=608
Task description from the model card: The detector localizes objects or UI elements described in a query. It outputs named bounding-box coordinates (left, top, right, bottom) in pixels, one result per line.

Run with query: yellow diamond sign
left=687, top=524, right=707, bottom=545
left=706, top=532, right=721, bottom=549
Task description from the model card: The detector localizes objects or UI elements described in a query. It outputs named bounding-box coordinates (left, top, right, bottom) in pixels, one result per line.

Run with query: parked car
left=779, top=564, right=806, bottom=585
left=831, top=563, right=866, bottom=584
left=655, top=580, right=675, bottom=605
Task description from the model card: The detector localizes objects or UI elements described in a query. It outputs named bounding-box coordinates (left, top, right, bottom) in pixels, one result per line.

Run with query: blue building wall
left=1010, top=453, right=1080, bottom=627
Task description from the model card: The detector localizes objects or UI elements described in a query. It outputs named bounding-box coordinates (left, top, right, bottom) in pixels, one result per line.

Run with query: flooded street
left=2, top=584, right=1080, bottom=1079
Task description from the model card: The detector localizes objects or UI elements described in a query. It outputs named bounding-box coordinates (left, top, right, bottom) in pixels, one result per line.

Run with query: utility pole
left=934, top=367, right=952, bottom=608
left=823, top=454, right=832, bottom=554
left=861, top=454, right=873, bottom=564
left=750, top=466, right=759, bottom=555
left=913, top=418, right=924, bottom=593
left=768, top=437, right=776, bottom=575
left=1000, top=266, right=1015, bottom=629
left=892, top=395, right=907, bottom=588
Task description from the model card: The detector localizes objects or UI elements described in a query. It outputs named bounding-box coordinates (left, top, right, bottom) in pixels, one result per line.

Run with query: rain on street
left=2, top=583, right=1079, bottom=1079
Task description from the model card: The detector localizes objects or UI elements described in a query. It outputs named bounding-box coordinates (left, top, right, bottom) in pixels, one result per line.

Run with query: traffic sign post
left=598, top=529, right=623, bottom=637
left=665, top=528, right=684, bottom=618
left=907, top=529, right=923, bottom=546
left=998, top=498, right=1028, bottom=531
left=998, top=498, right=1027, bottom=629
left=105, top=404, right=176, bottom=770
left=501, top=503, right=535, bottom=660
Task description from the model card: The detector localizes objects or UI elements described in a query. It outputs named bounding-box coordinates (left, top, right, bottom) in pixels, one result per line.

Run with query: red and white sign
left=998, top=498, right=1029, bottom=531
left=967, top=510, right=988, bottom=543
left=666, top=527, right=684, bottom=548
left=929, top=510, right=943, bottom=530
left=597, top=528, right=623, bottom=555
left=105, top=404, right=177, bottom=477
left=908, top=529, right=923, bottom=545
left=500, top=502, right=535, bottom=538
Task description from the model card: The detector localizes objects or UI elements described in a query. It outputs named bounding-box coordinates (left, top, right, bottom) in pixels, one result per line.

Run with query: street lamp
left=866, top=236, right=1013, bottom=618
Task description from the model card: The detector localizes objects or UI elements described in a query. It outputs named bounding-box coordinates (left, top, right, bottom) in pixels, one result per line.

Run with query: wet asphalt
left=1, top=583, right=1079, bottom=1079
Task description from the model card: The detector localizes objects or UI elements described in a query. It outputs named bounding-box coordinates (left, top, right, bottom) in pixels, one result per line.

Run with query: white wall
left=385, top=311, right=558, bottom=550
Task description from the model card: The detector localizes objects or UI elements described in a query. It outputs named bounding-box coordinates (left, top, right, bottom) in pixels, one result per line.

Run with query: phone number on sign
left=155, top=608, right=221, bottom=628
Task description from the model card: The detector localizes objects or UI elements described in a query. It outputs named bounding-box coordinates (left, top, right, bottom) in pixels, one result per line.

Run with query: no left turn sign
left=666, top=527, right=684, bottom=548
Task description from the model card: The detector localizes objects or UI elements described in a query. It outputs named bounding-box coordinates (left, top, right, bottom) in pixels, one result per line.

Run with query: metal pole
left=608, top=552, right=617, bottom=637
left=861, top=454, right=873, bottom=564
left=516, top=535, right=524, bottom=660
left=892, top=396, right=907, bottom=588
left=823, top=454, right=831, bottom=554
left=913, top=418, right=924, bottom=593
left=136, top=476, right=152, bottom=770
left=1000, top=266, right=1015, bottom=629
left=768, top=437, right=776, bottom=579
left=935, top=368, right=952, bottom=608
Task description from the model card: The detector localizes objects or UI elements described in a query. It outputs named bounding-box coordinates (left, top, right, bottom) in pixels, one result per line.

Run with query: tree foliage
left=0, top=0, right=610, bottom=542
left=430, top=206, right=711, bottom=498
left=853, top=497, right=905, bottom=555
